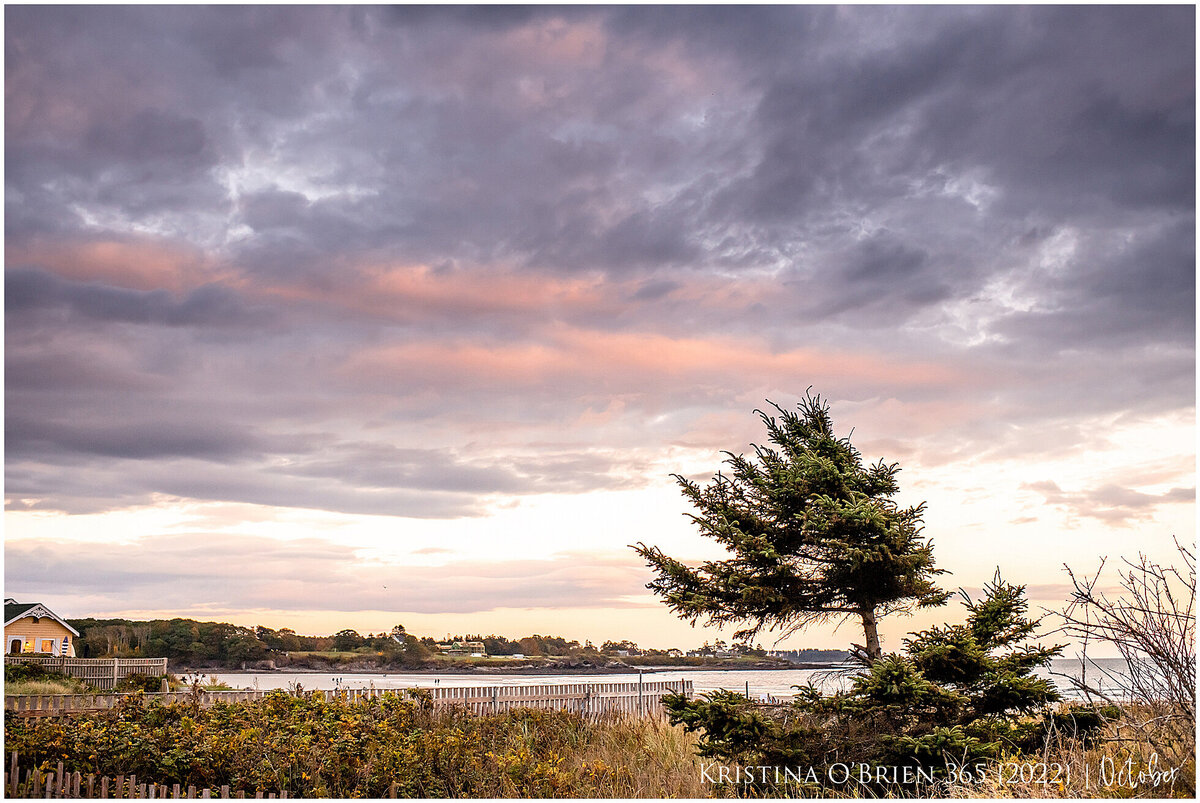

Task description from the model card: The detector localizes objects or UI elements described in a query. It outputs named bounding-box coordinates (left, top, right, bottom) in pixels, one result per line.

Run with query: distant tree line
left=66, top=619, right=434, bottom=666
left=69, top=618, right=273, bottom=664
left=65, top=618, right=803, bottom=667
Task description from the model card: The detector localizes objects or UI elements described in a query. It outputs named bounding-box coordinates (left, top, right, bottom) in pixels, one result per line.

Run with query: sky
left=4, top=5, right=1195, bottom=653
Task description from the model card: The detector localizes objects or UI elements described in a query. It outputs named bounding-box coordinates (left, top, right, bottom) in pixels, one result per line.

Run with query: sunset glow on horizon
left=5, top=6, right=1194, bottom=654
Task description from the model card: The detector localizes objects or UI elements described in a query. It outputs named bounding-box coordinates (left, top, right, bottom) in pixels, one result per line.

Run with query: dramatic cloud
left=4, top=7, right=1193, bottom=634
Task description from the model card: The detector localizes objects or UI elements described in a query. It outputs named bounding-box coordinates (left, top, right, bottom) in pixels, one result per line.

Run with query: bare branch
left=1053, top=538, right=1195, bottom=772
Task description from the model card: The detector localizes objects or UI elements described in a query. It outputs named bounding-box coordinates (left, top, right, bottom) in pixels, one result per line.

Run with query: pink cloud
left=271, top=263, right=617, bottom=321
left=341, top=327, right=961, bottom=397
left=9, top=236, right=224, bottom=293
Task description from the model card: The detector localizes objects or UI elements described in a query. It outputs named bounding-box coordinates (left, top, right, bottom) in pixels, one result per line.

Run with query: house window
left=40, top=639, right=56, bottom=654
left=7, top=637, right=22, bottom=654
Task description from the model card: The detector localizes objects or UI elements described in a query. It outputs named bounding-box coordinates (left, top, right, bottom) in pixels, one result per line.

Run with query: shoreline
left=185, top=662, right=843, bottom=676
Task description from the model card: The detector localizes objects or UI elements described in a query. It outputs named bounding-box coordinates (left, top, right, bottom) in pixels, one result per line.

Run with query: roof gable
left=4, top=601, right=37, bottom=621
left=4, top=601, right=80, bottom=636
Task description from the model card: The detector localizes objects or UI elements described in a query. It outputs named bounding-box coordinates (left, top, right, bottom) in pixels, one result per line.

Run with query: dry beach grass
left=4, top=690, right=1192, bottom=798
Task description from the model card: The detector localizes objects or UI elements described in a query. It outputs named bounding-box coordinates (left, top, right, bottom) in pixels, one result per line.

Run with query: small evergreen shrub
left=663, top=575, right=1093, bottom=794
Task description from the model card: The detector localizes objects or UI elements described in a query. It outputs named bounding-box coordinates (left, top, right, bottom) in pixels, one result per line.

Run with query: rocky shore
left=172, top=657, right=833, bottom=675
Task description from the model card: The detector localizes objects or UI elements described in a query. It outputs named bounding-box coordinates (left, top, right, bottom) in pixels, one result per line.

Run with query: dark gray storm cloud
left=6, top=268, right=261, bottom=328
left=5, top=5, right=1193, bottom=518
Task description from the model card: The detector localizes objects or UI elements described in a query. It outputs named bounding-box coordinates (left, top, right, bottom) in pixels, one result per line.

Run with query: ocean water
left=211, top=657, right=1131, bottom=701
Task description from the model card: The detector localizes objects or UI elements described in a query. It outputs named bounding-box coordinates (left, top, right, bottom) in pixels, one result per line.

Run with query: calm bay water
left=211, top=658, right=1129, bottom=701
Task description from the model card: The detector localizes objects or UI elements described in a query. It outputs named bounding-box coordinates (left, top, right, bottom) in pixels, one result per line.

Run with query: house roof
left=5, top=600, right=37, bottom=621
left=4, top=599, right=80, bottom=636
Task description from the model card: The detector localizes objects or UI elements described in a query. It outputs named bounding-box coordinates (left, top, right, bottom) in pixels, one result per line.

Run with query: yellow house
left=4, top=598, right=78, bottom=657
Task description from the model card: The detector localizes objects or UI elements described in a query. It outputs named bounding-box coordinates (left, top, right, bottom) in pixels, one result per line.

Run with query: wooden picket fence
left=6, top=655, right=168, bottom=690
left=5, top=678, right=692, bottom=720
left=5, top=751, right=453, bottom=798
left=5, top=753, right=289, bottom=798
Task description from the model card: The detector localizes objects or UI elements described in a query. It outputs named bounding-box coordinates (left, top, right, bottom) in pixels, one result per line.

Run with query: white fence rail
left=5, top=679, right=692, bottom=719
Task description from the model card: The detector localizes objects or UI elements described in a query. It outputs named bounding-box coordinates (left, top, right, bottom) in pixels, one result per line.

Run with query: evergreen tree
left=845, top=574, right=1064, bottom=766
left=634, top=392, right=948, bottom=660
left=664, top=577, right=1072, bottom=792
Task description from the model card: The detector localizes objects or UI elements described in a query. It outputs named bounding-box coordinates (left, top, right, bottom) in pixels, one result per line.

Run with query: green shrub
left=3, top=691, right=714, bottom=798
left=114, top=672, right=167, bottom=693
left=664, top=575, right=1079, bottom=795
left=6, top=661, right=60, bottom=684
left=5, top=661, right=90, bottom=694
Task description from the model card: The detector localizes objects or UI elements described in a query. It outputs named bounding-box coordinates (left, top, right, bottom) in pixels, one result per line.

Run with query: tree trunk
left=860, top=608, right=882, bottom=662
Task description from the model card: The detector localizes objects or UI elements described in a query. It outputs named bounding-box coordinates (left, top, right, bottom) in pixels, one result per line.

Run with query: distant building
left=685, top=646, right=735, bottom=659
left=766, top=648, right=850, bottom=664
left=666, top=648, right=683, bottom=658
left=437, top=640, right=487, bottom=657
left=4, top=599, right=78, bottom=657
